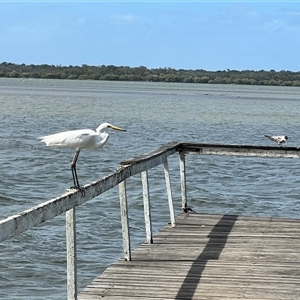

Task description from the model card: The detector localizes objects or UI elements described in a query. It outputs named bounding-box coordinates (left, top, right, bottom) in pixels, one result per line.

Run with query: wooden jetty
left=1, top=142, right=300, bottom=299
left=78, top=212, right=300, bottom=300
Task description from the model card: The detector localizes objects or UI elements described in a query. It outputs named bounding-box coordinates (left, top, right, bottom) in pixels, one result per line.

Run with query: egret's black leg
left=70, top=150, right=85, bottom=197
left=71, top=150, right=81, bottom=188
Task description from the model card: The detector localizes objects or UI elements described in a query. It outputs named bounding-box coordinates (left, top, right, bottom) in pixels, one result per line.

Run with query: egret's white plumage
left=39, top=122, right=126, bottom=189
left=264, top=135, right=288, bottom=146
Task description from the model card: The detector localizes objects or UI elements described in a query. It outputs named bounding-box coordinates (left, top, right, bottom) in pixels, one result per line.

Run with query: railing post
left=163, top=159, right=176, bottom=227
left=66, top=208, right=77, bottom=300
left=179, top=153, right=188, bottom=212
left=141, top=171, right=153, bottom=243
left=119, top=179, right=131, bottom=261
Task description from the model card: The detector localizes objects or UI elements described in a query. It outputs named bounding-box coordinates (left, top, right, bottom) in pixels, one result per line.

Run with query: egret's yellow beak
left=111, top=125, right=127, bottom=132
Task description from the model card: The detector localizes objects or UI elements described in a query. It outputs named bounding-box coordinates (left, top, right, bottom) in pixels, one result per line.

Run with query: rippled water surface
left=1, top=78, right=300, bottom=299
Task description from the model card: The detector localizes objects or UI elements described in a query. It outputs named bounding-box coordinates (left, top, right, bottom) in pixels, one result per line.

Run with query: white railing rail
left=1, top=142, right=299, bottom=299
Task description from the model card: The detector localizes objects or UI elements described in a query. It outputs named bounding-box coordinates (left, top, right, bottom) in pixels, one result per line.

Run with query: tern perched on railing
left=39, top=122, right=126, bottom=189
left=264, top=135, right=288, bottom=146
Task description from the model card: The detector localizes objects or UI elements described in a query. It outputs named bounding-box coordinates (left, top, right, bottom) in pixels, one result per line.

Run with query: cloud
left=109, top=14, right=141, bottom=25
left=262, top=19, right=287, bottom=32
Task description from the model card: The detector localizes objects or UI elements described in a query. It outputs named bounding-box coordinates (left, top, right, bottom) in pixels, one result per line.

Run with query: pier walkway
left=2, top=142, right=300, bottom=299
left=79, top=212, right=300, bottom=300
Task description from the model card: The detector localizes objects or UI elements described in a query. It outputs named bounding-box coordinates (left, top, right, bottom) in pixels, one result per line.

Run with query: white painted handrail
left=1, top=141, right=299, bottom=299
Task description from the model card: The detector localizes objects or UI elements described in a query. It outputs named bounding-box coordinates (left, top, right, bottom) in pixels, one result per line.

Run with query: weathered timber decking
left=78, top=212, right=300, bottom=300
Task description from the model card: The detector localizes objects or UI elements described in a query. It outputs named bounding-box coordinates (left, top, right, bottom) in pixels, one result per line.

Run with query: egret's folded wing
left=38, top=129, right=97, bottom=148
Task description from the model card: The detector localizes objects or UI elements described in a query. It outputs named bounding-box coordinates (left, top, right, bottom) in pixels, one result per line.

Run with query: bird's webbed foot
left=69, top=186, right=86, bottom=197
left=78, top=187, right=86, bottom=197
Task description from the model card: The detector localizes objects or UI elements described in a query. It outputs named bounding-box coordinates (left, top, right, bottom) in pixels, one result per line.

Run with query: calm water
left=1, top=78, right=300, bottom=299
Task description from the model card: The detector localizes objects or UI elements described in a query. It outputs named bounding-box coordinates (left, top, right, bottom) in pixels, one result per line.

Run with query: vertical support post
left=163, top=159, right=176, bottom=227
left=66, top=208, right=77, bottom=300
left=141, top=171, right=153, bottom=243
left=179, top=153, right=188, bottom=212
left=119, top=180, right=131, bottom=261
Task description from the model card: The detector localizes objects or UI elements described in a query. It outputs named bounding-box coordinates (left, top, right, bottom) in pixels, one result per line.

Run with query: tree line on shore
left=1, top=62, right=300, bottom=87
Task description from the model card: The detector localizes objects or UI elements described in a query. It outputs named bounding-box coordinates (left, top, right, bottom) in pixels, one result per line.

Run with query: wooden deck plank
left=78, top=213, right=300, bottom=300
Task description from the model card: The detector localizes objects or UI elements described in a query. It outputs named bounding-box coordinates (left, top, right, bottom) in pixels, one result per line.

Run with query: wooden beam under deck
left=78, top=213, right=300, bottom=299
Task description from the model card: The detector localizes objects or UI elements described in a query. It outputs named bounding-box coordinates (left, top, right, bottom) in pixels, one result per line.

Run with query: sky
left=1, top=1, right=300, bottom=71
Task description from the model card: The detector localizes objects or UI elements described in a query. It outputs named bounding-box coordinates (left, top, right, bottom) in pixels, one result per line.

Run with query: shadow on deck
left=175, top=214, right=238, bottom=299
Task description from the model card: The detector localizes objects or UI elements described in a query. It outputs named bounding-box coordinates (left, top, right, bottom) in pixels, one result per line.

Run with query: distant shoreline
left=1, top=62, right=300, bottom=87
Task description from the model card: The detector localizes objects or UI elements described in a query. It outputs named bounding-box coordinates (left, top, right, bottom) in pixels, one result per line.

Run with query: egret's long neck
left=95, top=127, right=109, bottom=148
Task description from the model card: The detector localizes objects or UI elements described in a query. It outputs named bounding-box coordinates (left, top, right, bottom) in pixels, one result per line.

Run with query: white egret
left=38, top=122, right=126, bottom=189
left=264, top=135, right=288, bottom=146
